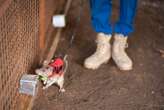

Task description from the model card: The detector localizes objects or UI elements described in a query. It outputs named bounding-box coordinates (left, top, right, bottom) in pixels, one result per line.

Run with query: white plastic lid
left=52, top=15, right=66, bottom=28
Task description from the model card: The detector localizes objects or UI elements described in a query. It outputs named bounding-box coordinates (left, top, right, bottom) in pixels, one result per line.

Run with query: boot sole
left=112, top=55, right=133, bottom=71
left=118, top=65, right=133, bottom=71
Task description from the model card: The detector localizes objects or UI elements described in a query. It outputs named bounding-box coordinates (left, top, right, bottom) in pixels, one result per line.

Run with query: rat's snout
left=35, top=66, right=54, bottom=77
left=35, top=68, right=46, bottom=76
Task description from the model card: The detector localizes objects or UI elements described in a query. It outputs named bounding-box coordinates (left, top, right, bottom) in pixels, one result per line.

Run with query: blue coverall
left=90, top=0, right=138, bottom=36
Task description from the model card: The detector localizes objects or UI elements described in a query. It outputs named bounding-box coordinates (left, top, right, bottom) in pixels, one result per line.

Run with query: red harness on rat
left=47, top=57, right=65, bottom=78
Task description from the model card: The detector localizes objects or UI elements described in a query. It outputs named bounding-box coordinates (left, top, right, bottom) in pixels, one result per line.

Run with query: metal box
left=19, top=74, right=38, bottom=96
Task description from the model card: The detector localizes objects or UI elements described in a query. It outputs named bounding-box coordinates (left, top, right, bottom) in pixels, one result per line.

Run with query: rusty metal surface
left=0, top=0, right=39, bottom=110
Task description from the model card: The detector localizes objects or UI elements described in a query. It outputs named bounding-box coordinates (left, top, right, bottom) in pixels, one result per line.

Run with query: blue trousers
left=90, top=0, right=138, bottom=36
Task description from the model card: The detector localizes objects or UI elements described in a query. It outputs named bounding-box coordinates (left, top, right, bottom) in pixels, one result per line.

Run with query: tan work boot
left=112, top=34, right=133, bottom=70
left=84, top=33, right=111, bottom=69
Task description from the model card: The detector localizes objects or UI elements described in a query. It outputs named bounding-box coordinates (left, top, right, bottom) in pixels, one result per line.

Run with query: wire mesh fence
left=0, top=0, right=39, bottom=110
left=0, top=0, right=66, bottom=109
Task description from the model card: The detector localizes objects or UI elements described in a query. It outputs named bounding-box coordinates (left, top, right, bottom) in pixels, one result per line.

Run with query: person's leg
left=90, top=0, right=112, bottom=35
left=84, top=0, right=112, bottom=69
left=114, top=0, right=138, bottom=36
left=112, top=0, right=138, bottom=70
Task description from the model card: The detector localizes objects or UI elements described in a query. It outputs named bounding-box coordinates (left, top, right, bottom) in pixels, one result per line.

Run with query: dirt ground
left=32, top=0, right=164, bottom=110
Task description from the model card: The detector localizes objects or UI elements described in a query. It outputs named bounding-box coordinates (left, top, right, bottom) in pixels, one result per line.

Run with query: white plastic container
left=19, top=74, right=38, bottom=96
left=52, top=15, right=66, bottom=28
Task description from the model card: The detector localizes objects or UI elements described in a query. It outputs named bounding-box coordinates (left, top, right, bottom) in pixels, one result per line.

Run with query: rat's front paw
left=43, top=86, right=48, bottom=90
left=43, top=81, right=46, bottom=85
left=59, top=88, right=65, bottom=92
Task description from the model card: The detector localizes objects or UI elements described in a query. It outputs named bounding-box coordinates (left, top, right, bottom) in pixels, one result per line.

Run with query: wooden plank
left=27, top=0, right=72, bottom=109
left=27, top=82, right=42, bottom=110
left=43, top=0, right=72, bottom=65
